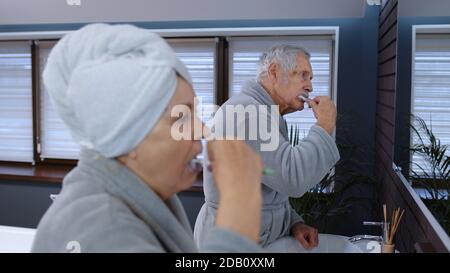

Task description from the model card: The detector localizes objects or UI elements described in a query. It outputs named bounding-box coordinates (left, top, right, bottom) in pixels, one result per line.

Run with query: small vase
left=382, top=243, right=395, bottom=253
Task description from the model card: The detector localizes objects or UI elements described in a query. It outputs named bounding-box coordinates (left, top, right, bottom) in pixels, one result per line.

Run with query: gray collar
left=240, top=80, right=289, bottom=138
left=77, top=149, right=197, bottom=252
left=241, top=79, right=276, bottom=107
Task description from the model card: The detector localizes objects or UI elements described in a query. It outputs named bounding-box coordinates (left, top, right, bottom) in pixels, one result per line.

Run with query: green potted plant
left=409, top=115, right=450, bottom=235
left=288, top=121, right=378, bottom=233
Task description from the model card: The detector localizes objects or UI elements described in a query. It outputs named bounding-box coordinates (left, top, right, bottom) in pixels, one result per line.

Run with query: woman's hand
left=208, top=140, right=263, bottom=197
left=208, top=140, right=263, bottom=243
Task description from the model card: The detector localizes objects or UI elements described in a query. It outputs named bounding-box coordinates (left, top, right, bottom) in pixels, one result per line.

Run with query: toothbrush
left=298, top=91, right=312, bottom=103
left=189, top=158, right=276, bottom=176
left=298, top=94, right=312, bottom=103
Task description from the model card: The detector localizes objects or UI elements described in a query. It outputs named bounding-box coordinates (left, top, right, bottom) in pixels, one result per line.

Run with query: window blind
left=167, top=39, right=216, bottom=124
left=39, top=42, right=80, bottom=160
left=37, top=39, right=217, bottom=160
left=0, top=42, right=33, bottom=162
left=228, top=36, right=334, bottom=138
left=412, top=34, right=450, bottom=175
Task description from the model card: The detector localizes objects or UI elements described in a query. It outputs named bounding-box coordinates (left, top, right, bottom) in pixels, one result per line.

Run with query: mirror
left=393, top=0, right=450, bottom=237
left=394, top=1, right=450, bottom=182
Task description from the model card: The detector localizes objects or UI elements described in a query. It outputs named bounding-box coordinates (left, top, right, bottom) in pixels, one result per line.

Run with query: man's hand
left=309, top=96, right=336, bottom=135
left=291, top=222, right=319, bottom=249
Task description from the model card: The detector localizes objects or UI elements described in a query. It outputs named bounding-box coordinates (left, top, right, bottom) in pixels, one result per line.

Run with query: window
left=0, top=42, right=33, bottom=162
left=228, top=36, right=334, bottom=137
left=35, top=39, right=217, bottom=160
left=38, top=41, right=80, bottom=160
left=411, top=34, right=450, bottom=175
left=0, top=28, right=337, bottom=163
left=167, top=39, right=216, bottom=123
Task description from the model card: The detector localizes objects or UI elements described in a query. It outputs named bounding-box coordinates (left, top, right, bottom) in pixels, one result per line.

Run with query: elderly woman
left=31, top=24, right=263, bottom=253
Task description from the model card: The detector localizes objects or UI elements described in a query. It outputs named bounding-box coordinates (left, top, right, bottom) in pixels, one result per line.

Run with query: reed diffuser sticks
left=383, top=204, right=405, bottom=245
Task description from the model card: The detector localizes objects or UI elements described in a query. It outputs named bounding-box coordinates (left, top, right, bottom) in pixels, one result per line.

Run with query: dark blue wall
left=0, top=181, right=60, bottom=228
left=0, top=6, right=380, bottom=235
left=0, top=179, right=204, bottom=229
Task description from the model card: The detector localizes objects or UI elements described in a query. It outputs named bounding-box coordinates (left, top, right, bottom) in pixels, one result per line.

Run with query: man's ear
left=267, top=63, right=279, bottom=83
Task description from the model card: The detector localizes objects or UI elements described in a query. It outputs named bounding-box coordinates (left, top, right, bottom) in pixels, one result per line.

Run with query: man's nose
left=303, top=78, right=313, bottom=92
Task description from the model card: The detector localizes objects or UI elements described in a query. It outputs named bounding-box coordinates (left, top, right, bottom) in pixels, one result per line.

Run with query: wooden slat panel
left=396, top=216, right=415, bottom=252
left=375, top=124, right=395, bottom=147
left=379, top=24, right=397, bottom=52
left=376, top=131, right=394, bottom=159
left=375, top=118, right=395, bottom=140
left=391, top=174, right=450, bottom=252
left=378, top=58, right=396, bottom=76
left=402, top=207, right=428, bottom=251
left=379, top=4, right=397, bottom=38
left=379, top=0, right=397, bottom=26
left=415, top=242, right=436, bottom=253
left=391, top=175, right=430, bottom=237
left=377, top=160, right=414, bottom=252
left=377, top=89, right=395, bottom=107
left=376, top=100, right=394, bottom=111
left=377, top=74, right=396, bottom=90
left=377, top=104, right=395, bottom=130
left=375, top=140, right=393, bottom=166
left=390, top=176, right=430, bottom=251
left=375, top=113, right=395, bottom=140
left=378, top=41, right=397, bottom=64
left=375, top=113, right=395, bottom=136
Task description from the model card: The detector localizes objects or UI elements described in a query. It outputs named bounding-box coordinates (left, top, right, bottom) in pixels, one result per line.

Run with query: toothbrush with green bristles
left=189, top=158, right=276, bottom=176
left=189, top=139, right=276, bottom=176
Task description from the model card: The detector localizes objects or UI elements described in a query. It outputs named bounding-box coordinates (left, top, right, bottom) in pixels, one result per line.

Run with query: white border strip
left=414, top=24, right=450, bottom=34
left=410, top=25, right=417, bottom=173
left=0, top=30, right=68, bottom=40
left=393, top=163, right=450, bottom=252
left=0, top=26, right=338, bottom=40
left=333, top=28, right=339, bottom=112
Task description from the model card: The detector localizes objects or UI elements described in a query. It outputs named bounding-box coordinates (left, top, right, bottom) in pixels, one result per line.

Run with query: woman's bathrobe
left=31, top=149, right=260, bottom=253
left=194, top=80, right=340, bottom=248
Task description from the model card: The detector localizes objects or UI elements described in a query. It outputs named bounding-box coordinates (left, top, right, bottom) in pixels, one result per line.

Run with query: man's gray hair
left=256, top=45, right=310, bottom=80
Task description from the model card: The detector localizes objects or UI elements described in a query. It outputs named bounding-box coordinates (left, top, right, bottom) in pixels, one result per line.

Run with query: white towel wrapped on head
left=43, top=23, right=192, bottom=158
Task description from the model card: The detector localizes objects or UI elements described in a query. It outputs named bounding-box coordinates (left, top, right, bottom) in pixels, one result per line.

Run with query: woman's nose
left=202, top=123, right=211, bottom=139
left=194, top=140, right=203, bottom=154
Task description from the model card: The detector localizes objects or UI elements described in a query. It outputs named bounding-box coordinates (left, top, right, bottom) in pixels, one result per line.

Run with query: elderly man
left=194, top=45, right=340, bottom=251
